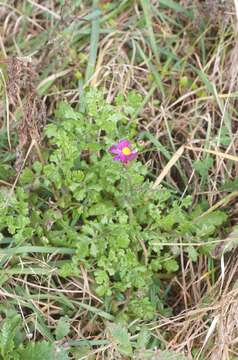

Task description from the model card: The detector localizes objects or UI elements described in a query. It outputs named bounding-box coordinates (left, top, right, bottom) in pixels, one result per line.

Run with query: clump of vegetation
left=1, top=0, right=238, bottom=358
left=0, top=90, right=227, bottom=325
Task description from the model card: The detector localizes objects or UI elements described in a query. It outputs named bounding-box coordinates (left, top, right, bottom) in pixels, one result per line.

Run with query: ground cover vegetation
left=0, top=0, right=238, bottom=359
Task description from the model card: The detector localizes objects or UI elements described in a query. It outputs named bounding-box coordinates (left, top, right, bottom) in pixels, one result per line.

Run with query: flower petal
left=118, top=139, right=130, bottom=150
left=109, top=145, right=119, bottom=154
left=127, top=151, right=137, bottom=161
left=113, top=155, right=121, bottom=161
left=119, top=153, right=128, bottom=163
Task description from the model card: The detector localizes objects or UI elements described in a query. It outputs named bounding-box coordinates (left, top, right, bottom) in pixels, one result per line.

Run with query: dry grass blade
left=196, top=315, right=219, bottom=359
left=36, top=69, right=72, bottom=95
left=152, top=146, right=185, bottom=189
left=199, top=191, right=238, bottom=217
left=0, top=68, right=11, bottom=150
left=185, top=145, right=238, bottom=163
left=234, top=0, right=238, bottom=23
left=26, top=0, right=61, bottom=19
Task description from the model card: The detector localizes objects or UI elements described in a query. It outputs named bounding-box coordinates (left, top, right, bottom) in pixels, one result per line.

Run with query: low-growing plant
left=0, top=310, right=69, bottom=360
left=0, top=89, right=228, bottom=321
left=0, top=307, right=189, bottom=359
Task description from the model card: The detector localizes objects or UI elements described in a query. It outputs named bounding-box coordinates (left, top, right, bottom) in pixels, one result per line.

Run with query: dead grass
left=149, top=256, right=238, bottom=359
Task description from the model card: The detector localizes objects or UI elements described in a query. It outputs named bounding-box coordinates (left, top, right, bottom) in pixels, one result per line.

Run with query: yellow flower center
left=122, top=147, right=131, bottom=156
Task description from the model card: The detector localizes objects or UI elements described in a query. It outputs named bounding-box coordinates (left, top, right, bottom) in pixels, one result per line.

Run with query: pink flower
left=109, top=140, right=137, bottom=165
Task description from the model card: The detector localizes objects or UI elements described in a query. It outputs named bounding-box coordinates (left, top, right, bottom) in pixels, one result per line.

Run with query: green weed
left=0, top=90, right=227, bottom=325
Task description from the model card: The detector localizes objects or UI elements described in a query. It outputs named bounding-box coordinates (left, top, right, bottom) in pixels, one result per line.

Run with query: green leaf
left=108, top=324, right=132, bottom=356
left=32, top=161, right=43, bottom=174
left=163, top=258, right=179, bottom=273
left=0, top=314, right=21, bottom=358
left=136, top=326, right=150, bottom=350
left=193, top=156, right=213, bottom=177
left=55, top=317, right=70, bottom=340
left=195, top=211, right=227, bottom=228
left=19, top=168, right=34, bottom=184
left=187, top=246, right=198, bottom=262
left=55, top=101, right=79, bottom=120
left=220, top=178, right=238, bottom=192
left=18, top=341, right=54, bottom=360
left=126, top=91, right=143, bottom=114
left=217, top=126, right=231, bottom=146
left=18, top=342, right=69, bottom=360
left=44, top=124, right=58, bottom=138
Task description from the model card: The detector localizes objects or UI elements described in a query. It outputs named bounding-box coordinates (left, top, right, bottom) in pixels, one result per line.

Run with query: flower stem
left=123, top=166, right=134, bottom=224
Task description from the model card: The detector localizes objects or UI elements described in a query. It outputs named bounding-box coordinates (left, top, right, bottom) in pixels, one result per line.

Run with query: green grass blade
left=0, top=246, right=75, bottom=256
left=85, top=0, right=100, bottom=83
left=132, top=82, right=157, bottom=120
left=136, top=42, right=164, bottom=97
left=68, top=339, right=110, bottom=346
left=140, top=0, right=160, bottom=64
left=139, top=131, right=172, bottom=161
left=0, top=267, right=58, bottom=275
left=158, top=0, right=193, bottom=18
left=75, top=302, right=114, bottom=321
